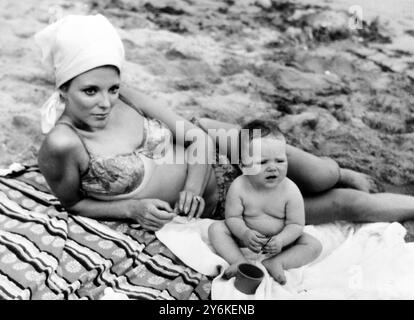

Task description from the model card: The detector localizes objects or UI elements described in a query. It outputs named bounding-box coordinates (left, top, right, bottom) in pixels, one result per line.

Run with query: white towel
left=156, top=216, right=228, bottom=276
left=156, top=217, right=414, bottom=299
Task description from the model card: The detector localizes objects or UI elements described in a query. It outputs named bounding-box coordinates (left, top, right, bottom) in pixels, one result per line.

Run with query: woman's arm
left=38, top=128, right=175, bottom=230
left=120, top=86, right=210, bottom=147
left=68, top=197, right=175, bottom=231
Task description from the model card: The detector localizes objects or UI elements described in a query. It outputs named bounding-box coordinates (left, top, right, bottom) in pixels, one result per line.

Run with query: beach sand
left=1, top=0, right=414, bottom=196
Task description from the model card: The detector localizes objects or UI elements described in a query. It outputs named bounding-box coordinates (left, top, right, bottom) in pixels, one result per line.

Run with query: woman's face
left=60, top=66, right=120, bottom=131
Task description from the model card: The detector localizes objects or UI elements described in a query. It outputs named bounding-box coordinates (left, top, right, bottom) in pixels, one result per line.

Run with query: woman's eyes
left=83, top=86, right=119, bottom=96
left=83, top=88, right=97, bottom=96
left=109, top=86, right=119, bottom=94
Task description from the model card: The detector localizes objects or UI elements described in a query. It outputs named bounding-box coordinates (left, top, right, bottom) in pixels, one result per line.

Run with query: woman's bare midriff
left=129, top=144, right=219, bottom=214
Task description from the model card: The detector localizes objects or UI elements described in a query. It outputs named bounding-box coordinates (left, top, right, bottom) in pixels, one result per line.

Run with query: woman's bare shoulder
left=39, top=125, right=83, bottom=159
left=38, top=125, right=89, bottom=183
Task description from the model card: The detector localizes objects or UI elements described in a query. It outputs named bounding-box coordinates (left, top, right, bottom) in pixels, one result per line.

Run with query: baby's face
left=240, top=136, right=288, bottom=189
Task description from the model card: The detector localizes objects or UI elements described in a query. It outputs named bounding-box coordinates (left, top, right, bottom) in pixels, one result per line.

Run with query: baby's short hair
left=238, top=119, right=285, bottom=163
left=240, top=119, right=285, bottom=143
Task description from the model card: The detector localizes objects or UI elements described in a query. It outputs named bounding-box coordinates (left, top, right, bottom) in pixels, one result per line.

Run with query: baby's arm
left=225, top=179, right=267, bottom=252
left=265, top=180, right=305, bottom=253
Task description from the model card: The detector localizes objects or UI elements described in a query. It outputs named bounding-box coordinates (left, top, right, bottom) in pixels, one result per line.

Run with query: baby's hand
left=263, top=237, right=283, bottom=255
left=242, top=229, right=268, bottom=253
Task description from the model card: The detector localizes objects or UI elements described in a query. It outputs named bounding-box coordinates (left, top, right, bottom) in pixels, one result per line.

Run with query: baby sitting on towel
left=209, top=119, right=322, bottom=284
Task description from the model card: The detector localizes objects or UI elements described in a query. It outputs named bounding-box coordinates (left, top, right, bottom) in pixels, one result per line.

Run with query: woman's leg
left=285, top=145, right=340, bottom=193
left=198, top=118, right=341, bottom=193
left=305, top=188, right=414, bottom=225
left=198, top=118, right=373, bottom=194
left=197, top=119, right=414, bottom=224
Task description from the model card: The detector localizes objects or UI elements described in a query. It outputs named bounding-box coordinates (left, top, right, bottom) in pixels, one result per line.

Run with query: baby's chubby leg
left=262, top=233, right=322, bottom=285
left=208, top=221, right=247, bottom=279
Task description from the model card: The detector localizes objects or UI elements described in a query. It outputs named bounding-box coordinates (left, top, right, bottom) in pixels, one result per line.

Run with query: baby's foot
left=223, top=263, right=241, bottom=280
left=262, top=259, right=286, bottom=285
left=338, top=169, right=380, bottom=193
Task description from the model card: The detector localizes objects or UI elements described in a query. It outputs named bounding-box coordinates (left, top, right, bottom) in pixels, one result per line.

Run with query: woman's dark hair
left=58, top=65, right=121, bottom=91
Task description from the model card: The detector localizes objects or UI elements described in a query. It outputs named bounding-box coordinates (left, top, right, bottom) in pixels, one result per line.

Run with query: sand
left=1, top=0, right=414, bottom=195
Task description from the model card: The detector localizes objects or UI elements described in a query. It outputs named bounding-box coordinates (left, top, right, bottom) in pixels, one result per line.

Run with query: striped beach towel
left=0, top=165, right=211, bottom=300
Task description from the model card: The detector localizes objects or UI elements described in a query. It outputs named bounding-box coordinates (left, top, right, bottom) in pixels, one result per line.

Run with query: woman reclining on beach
left=36, top=14, right=414, bottom=234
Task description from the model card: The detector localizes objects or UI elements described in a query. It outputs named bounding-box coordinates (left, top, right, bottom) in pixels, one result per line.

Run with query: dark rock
left=332, top=109, right=351, bottom=122
left=278, top=111, right=319, bottom=133
left=294, top=10, right=353, bottom=42
left=12, top=115, right=33, bottom=129
left=362, top=112, right=407, bottom=134
left=12, top=115, right=41, bottom=136
left=165, top=48, right=194, bottom=60
left=358, top=17, right=392, bottom=44
left=220, top=58, right=248, bottom=76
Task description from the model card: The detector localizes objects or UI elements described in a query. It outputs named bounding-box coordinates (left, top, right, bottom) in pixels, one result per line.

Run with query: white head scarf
left=34, top=14, right=125, bottom=134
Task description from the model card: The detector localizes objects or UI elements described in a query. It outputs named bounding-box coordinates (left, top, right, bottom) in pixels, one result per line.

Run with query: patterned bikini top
left=58, top=113, right=173, bottom=197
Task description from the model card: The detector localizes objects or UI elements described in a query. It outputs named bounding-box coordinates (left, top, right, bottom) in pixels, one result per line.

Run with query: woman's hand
left=174, top=190, right=205, bottom=220
left=128, top=199, right=176, bottom=231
